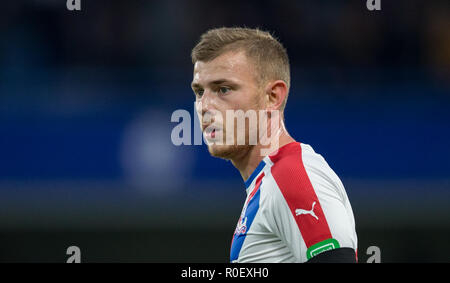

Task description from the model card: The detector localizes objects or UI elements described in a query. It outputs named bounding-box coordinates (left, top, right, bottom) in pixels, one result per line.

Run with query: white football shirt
left=230, top=142, right=357, bottom=262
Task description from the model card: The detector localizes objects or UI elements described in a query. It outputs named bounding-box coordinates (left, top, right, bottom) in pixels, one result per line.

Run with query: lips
left=203, top=125, right=222, bottom=140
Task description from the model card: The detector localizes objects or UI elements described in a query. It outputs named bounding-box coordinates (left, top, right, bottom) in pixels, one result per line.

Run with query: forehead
left=192, top=51, right=256, bottom=85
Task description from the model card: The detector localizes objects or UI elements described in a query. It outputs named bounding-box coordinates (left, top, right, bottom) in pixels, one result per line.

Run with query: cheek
left=231, top=90, right=260, bottom=111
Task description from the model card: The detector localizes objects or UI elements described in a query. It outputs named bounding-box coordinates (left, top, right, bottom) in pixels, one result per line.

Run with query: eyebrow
left=191, top=79, right=237, bottom=89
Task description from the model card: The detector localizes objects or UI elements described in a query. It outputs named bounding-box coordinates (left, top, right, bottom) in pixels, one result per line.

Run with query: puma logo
left=295, top=201, right=319, bottom=220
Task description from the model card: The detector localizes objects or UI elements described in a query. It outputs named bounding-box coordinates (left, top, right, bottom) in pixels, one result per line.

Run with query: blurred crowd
left=0, top=0, right=448, bottom=100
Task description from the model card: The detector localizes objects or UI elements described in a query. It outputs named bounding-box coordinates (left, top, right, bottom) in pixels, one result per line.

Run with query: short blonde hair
left=191, top=27, right=290, bottom=110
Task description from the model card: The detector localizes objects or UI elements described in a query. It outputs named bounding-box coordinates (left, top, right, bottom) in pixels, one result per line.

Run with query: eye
left=218, top=86, right=231, bottom=94
left=194, top=89, right=204, bottom=97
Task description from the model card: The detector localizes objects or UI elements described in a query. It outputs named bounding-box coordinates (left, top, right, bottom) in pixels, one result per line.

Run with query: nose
left=197, top=89, right=216, bottom=117
left=196, top=91, right=218, bottom=129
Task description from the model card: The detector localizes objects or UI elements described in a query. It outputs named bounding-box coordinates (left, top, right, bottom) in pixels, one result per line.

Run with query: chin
left=207, top=144, right=249, bottom=160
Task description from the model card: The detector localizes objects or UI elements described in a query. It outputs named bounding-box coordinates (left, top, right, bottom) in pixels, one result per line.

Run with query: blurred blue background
left=0, top=0, right=449, bottom=262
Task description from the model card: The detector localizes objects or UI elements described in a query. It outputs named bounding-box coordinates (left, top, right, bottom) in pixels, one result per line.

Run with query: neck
left=231, top=127, right=295, bottom=182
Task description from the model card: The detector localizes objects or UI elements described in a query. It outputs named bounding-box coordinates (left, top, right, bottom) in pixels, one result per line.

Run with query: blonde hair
left=191, top=27, right=290, bottom=110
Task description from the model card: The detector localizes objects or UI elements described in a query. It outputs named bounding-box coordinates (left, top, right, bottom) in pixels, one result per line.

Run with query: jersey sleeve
left=267, top=145, right=357, bottom=262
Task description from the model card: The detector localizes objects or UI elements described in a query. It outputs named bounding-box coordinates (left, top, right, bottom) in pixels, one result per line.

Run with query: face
left=191, top=51, right=265, bottom=160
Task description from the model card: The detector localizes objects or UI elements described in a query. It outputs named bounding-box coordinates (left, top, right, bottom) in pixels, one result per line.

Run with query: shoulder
left=267, top=142, right=345, bottom=202
left=259, top=142, right=357, bottom=261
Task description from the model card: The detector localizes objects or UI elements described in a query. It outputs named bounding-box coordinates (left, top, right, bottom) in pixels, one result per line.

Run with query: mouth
left=203, top=125, right=222, bottom=140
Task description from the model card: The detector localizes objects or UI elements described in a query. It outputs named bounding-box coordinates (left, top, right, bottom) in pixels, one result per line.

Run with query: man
left=191, top=27, right=357, bottom=263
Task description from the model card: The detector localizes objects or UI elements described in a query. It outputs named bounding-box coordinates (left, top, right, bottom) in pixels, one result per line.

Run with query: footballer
left=191, top=27, right=357, bottom=263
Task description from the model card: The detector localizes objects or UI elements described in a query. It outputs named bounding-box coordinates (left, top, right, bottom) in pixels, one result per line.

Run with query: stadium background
left=0, top=0, right=449, bottom=262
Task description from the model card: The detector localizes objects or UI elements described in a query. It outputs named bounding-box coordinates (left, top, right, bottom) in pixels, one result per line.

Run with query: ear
left=264, top=80, right=288, bottom=111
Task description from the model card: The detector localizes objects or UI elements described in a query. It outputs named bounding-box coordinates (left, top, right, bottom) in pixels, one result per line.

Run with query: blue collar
left=244, top=160, right=266, bottom=189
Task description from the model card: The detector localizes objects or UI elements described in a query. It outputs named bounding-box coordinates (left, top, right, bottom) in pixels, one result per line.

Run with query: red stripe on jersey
left=246, top=173, right=265, bottom=205
left=269, top=142, right=332, bottom=248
